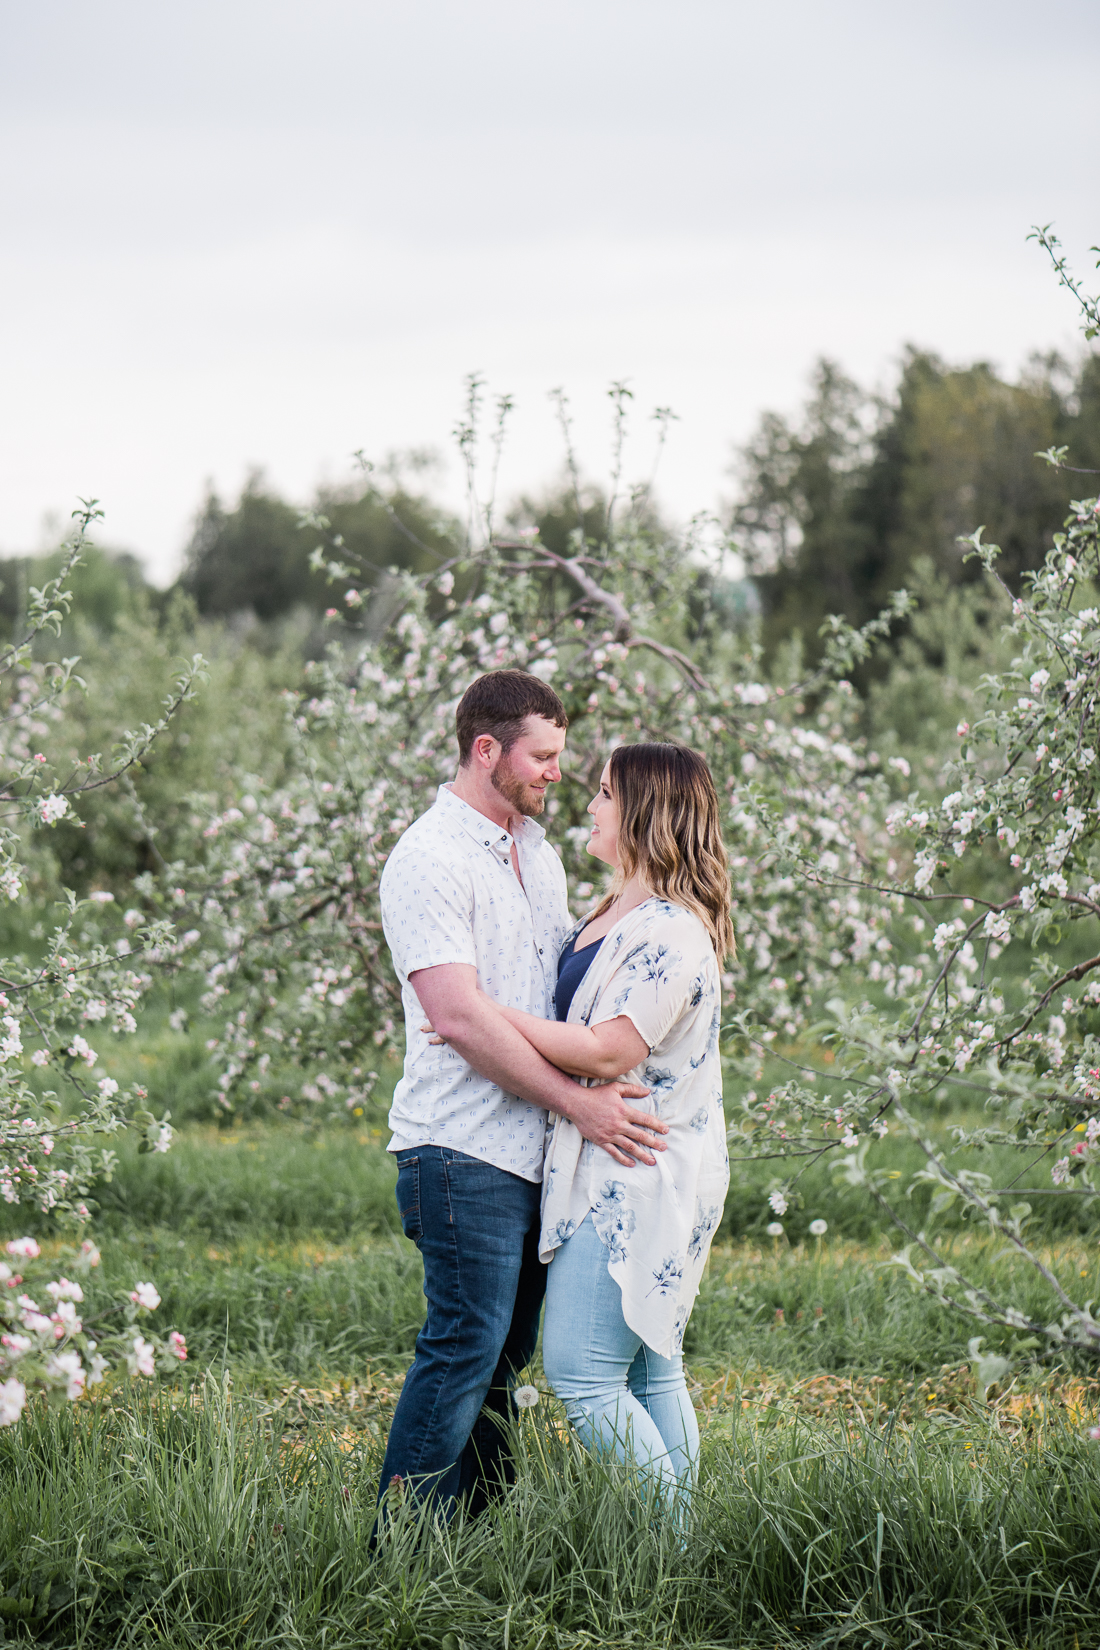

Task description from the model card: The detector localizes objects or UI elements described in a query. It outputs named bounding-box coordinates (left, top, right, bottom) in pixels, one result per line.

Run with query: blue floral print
left=539, top=899, right=730, bottom=1358
left=688, top=1200, right=720, bottom=1261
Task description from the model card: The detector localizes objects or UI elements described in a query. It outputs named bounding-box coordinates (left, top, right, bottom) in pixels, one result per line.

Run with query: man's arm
left=446, top=998, right=648, bottom=1082
left=410, top=964, right=667, bottom=1169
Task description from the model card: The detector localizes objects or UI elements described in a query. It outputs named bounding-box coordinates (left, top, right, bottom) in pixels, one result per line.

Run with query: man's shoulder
left=380, top=801, right=473, bottom=886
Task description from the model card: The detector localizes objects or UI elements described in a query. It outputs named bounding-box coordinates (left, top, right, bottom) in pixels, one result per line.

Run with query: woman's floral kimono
left=539, top=898, right=729, bottom=1358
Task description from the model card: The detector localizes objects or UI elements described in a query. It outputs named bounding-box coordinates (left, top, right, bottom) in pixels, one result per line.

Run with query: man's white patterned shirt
left=380, top=783, right=570, bottom=1182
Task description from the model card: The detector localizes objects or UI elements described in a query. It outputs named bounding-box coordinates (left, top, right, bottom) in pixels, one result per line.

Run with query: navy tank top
left=554, top=929, right=603, bottom=1022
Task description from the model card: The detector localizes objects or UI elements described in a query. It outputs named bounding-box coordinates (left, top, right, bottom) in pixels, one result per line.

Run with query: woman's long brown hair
left=592, top=742, right=735, bottom=961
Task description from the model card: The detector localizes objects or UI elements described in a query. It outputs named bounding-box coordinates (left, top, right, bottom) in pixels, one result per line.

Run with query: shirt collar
left=435, top=782, right=547, bottom=863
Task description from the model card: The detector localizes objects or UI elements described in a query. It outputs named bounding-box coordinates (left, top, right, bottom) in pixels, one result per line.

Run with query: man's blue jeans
left=376, top=1145, right=546, bottom=1519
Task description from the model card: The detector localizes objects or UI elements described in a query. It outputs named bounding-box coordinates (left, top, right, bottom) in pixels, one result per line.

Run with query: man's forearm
left=438, top=996, right=588, bottom=1119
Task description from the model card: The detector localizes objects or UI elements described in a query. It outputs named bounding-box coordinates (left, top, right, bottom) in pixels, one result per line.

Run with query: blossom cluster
left=0, top=506, right=193, bottom=1421
left=0, top=1235, right=185, bottom=1425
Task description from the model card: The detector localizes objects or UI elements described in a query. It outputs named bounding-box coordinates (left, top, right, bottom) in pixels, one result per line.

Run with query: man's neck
left=449, top=770, right=519, bottom=836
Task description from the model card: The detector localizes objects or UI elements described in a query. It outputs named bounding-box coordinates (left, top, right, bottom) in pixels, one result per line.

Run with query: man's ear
left=472, top=733, right=499, bottom=770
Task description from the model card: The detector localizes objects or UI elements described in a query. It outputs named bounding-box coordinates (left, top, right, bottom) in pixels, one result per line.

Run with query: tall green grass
left=8, top=1119, right=1096, bottom=1249
left=3, top=1123, right=1099, bottom=1646
left=2, top=1383, right=1098, bottom=1648
left=4, top=1125, right=1096, bottom=1384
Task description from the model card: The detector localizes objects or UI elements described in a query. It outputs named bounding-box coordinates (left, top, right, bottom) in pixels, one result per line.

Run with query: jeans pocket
left=395, top=1155, right=422, bottom=1247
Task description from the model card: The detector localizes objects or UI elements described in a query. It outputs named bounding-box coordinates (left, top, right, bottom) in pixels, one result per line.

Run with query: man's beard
left=491, top=756, right=545, bottom=817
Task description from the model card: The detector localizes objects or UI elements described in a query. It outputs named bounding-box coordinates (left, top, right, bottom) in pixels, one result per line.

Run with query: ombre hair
left=593, top=743, right=735, bottom=962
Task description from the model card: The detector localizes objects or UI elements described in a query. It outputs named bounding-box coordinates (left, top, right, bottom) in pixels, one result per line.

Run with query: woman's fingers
left=420, top=1021, right=445, bottom=1045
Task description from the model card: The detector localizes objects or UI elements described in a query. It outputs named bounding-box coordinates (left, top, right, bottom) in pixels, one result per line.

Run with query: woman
left=439, top=742, right=733, bottom=1496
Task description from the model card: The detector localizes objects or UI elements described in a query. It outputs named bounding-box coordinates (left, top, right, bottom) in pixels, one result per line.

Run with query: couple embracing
left=376, top=669, right=732, bottom=1517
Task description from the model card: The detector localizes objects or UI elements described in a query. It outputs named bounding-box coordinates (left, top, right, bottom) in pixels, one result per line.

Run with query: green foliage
left=30, top=606, right=298, bottom=895
left=732, top=347, right=1100, bottom=664
left=179, top=470, right=458, bottom=626
left=0, top=511, right=201, bottom=1225
left=864, top=558, right=1017, bottom=775
left=0, top=543, right=148, bottom=644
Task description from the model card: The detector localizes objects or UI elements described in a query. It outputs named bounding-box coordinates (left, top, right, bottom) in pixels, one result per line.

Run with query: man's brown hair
left=455, top=670, right=568, bottom=766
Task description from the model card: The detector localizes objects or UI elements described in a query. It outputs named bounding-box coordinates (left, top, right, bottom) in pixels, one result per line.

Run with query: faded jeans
left=542, top=1213, right=698, bottom=1497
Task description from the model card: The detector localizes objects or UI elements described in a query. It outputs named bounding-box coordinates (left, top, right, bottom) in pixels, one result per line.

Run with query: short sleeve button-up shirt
left=380, top=783, right=570, bottom=1182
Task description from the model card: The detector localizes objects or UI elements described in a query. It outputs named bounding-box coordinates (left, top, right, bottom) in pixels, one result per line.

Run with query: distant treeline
left=3, top=347, right=1097, bottom=658
left=732, top=348, right=1100, bottom=659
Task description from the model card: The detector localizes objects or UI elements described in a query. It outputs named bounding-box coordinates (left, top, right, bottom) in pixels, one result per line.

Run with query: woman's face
left=586, top=762, right=620, bottom=867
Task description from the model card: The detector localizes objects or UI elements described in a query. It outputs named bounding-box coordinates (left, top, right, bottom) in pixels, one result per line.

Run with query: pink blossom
left=46, top=1279, right=83, bottom=1303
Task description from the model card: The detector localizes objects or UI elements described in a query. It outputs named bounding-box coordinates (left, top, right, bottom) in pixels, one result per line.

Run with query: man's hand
left=409, top=963, right=668, bottom=1168
left=566, top=1081, right=668, bottom=1169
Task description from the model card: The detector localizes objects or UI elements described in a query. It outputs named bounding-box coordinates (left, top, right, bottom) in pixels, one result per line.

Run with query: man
left=377, top=668, right=666, bottom=1517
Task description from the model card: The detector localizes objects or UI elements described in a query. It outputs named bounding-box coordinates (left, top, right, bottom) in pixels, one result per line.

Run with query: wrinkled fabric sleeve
left=380, top=850, right=476, bottom=981
left=588, top=914, right=703, bottom=1052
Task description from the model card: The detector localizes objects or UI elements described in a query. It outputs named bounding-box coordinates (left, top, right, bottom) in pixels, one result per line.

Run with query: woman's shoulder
left=642, top=898, right=709, bottom=938
left=637, top=900, right=716, bottom=959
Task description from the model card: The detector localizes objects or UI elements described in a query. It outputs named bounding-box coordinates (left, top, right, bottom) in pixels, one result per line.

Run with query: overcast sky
left=2, top=0, right=1098, bottom=583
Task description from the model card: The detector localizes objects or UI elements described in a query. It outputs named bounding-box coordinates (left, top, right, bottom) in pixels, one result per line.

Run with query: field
left=2, top=1119, right=1099, bottom=1650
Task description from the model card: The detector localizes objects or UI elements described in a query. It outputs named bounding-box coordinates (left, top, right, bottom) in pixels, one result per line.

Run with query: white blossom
left=0, top=1379, right=26, bottom=1426
left=126, top=1336, right=157, bottom=1377
left=0, top=1017, right=22, bottom=1063
left=67, top=1034, right=97, bottom=1067
left=45, top=1351, right=85, bottom=1400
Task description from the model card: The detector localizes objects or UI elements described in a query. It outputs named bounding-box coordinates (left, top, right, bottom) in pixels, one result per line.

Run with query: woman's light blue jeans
left=542, top=1214, right=698, bottom=1498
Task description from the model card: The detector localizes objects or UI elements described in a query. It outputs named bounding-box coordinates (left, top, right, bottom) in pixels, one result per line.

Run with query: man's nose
left=544, top=763, right=561, bottom=782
